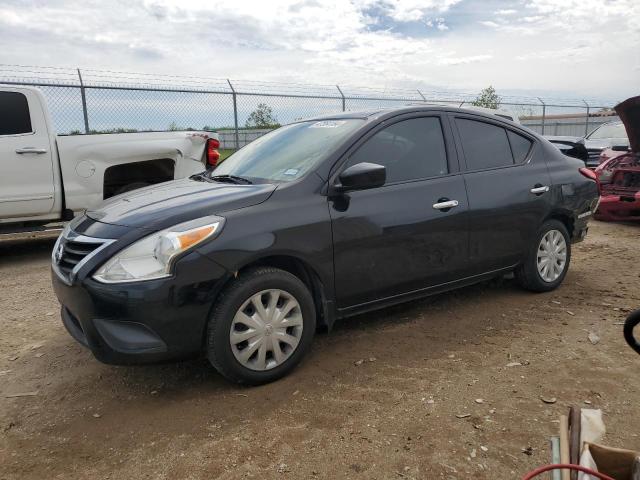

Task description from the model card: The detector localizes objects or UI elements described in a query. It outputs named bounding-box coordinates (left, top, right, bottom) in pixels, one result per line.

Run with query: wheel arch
left=544, top=210, right=575, bottom=238
left=103, top=158, right=175, bottom=199
left=211, top=254, right=334, bottom=333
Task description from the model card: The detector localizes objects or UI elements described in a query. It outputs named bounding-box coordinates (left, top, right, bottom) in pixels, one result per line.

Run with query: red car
left=595, top=96, right=640, bottom=222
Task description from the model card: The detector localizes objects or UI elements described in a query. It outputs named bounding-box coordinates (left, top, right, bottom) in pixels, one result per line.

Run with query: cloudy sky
left=0, top=0, right=638, bottom=102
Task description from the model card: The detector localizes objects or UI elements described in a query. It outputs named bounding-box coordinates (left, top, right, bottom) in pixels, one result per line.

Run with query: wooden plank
left=569, top=407, right=582, bottom=480
left=560, top=415, right=571, bottom=480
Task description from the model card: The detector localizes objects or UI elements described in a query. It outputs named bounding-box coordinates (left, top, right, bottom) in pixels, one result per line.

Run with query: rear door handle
left=433, top=199, right=459, bottom=211
left=530, top=185, right=550, bottom=195
left=16, top=147, right=48, bottom=154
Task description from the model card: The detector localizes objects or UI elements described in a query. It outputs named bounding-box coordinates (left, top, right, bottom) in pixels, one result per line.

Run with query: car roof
left=303, top=105, right=520, bottom=125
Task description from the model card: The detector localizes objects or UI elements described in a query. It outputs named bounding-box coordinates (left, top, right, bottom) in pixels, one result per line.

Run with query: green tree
left=471, top=86, right=501, bottom=109
left=245, top=103, right=280, bottom=128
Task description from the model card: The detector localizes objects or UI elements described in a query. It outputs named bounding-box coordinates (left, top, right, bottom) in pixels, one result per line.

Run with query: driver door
left=329, top=114, right=470, bottom=310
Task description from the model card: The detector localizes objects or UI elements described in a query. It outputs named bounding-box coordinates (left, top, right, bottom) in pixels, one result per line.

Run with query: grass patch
left=219, top=149, right=235, bottom=162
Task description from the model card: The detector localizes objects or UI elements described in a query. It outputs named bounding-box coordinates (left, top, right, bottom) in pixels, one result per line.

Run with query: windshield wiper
left=210, top=174, right=253, bottom=185
left=190, top=173, right=214, bottom=182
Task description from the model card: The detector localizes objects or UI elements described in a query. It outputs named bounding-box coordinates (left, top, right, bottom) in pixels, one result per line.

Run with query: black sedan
left=51, top=106, right=600, bottom=384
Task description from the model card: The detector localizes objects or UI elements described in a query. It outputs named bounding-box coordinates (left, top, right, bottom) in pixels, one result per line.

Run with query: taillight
left=206, top=138, right=220, bottom=168
left=579, top=167, right=597, bottom=181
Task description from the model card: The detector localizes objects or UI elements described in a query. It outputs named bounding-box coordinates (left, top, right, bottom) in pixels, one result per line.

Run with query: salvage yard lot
left=1, top=221, right=639, bottom=479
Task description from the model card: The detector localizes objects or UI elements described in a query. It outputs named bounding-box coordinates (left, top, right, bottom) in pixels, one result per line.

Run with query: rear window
left=456, top=118, right=513, bottom=170
left=0, top=92, right=32, bottom=135
left=507, top=130, right=533, bottom=163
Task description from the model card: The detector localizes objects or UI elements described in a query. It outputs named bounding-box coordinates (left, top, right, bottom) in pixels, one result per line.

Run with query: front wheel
left=206, top=267, right=316, bottom=385
left=516, top=220, right=571, bottom=292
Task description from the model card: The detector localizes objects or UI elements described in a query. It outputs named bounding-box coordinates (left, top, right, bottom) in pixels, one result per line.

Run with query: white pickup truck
left=0, top=86, right=220, bottom=235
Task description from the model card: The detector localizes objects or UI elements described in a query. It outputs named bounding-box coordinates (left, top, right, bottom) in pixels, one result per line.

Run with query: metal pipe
left=227, top=79, right=239, bottom=150
left=77, top=69, right=90, bottom=134
left=336, top=85, right=346, bottom=111
left=537, top=97, right=546, bottom=135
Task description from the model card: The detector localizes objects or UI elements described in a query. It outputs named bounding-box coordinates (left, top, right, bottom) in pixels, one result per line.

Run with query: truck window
left=0, top=92, right=32, bottom=135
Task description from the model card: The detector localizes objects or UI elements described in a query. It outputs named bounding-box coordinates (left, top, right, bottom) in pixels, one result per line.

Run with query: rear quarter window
left=0, top=92, right=32, bottom=135
left=507, top=130, right=533, bottom=163
left=455, top=118, right=513, bottom=170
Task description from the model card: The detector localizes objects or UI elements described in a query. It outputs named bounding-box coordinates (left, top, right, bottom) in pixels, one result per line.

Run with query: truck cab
left=0, top=86, right=219, bottom=235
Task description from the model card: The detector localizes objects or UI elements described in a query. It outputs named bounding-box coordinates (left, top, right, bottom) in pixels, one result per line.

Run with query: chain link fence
left=0, top=65, right=617, bottom=150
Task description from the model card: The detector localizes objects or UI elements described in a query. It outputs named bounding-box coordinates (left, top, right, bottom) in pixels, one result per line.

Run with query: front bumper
left=595, top=193, right=640, bottom=222
left=52, top=250, right=230, bottom=365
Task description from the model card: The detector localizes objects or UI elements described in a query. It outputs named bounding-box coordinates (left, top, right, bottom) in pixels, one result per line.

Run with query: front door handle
left=16, top=147, right=48, bottom=154
left=433, top=199, right=459, bottom=211
left=530, top=185, right=550, bottom=195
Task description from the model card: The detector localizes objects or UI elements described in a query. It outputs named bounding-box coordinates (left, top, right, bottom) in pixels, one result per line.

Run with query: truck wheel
left=515, top=219, right=571, bottom=292
left=115, top=182, right=150, bottom=195
left=206, top=267, right=316, bottom=385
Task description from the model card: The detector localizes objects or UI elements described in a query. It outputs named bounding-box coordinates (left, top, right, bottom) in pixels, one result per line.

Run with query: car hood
left=615, top=95, right=640, bottom=153
left=87, top=178, right=277, bottom=230
left=584, top=138, right=629, bottom=150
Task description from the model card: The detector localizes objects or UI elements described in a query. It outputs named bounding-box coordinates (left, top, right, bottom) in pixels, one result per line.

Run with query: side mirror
left=335, top=162, right=386, bottom=193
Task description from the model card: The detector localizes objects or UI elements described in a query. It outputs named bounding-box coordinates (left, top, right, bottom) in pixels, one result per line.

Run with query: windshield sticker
left=309, top=120, right=346, bottom=128
left=284, top=168, right=299, bottom=176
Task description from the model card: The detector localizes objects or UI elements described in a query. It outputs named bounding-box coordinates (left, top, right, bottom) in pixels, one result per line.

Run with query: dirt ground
left=1, top=220, right=639, bottom=479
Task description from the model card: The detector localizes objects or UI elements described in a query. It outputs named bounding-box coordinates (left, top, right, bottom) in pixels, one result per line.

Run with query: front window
left=212, top=119, right=364, bottom=183
left=587, top=123, right=627, bottom=140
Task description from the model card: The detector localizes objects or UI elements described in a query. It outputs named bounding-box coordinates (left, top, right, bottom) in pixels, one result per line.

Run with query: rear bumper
left=595, top=193, right=640, bottom=222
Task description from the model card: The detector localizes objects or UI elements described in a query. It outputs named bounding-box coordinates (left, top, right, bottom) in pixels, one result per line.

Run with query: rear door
left=329, top=114, right=470, bottom=309
left=449, top=114, right=552, bottom=273
left=0, top=89, right=56, bottom=218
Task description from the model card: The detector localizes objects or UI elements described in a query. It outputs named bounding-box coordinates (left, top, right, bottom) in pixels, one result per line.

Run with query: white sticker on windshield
left=284, top=168, right=299, bottom=176
left=309, top=120, right=346, bottom=128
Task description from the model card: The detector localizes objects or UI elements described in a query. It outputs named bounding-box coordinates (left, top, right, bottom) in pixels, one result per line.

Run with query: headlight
left=93, top=215, right=224, bottom=283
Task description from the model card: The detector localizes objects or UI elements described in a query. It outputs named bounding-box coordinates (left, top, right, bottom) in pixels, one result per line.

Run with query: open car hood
left=615, top=96, right=640, bottom=153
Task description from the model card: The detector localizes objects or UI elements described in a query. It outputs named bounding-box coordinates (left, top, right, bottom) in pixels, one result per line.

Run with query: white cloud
left=381, top=0, right=462, bottom=22
left=0, top=0, right=636, bottom=100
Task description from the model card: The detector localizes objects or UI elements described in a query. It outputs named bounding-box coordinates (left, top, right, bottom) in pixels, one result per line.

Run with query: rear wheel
left=516, top=220, right=571, bottom=292
left=206, top=267, right=316, bottom=385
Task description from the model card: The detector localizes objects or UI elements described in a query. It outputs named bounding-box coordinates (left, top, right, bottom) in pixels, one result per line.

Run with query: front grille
left=53, top=230, right=113, bottom=282
left=586, top=148, right=603, bottom=166
left=57, top=239, right=104, bottom=276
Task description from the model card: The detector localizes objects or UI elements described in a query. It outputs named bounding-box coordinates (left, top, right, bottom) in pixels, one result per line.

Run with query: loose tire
left=206, top=267, right=316, bottom=385
left=515, top=219, right=571, bottom=292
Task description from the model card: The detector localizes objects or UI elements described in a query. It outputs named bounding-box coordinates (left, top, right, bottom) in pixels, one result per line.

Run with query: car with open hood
left=51, top=105, right=599, bottom=384
left=546, top=120, right=629, bottom=168
left=595, top=96, right=640, bottom=222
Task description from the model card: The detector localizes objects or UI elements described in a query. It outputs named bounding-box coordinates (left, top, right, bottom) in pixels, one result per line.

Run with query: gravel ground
left=1, top=220, right=639, bottom=479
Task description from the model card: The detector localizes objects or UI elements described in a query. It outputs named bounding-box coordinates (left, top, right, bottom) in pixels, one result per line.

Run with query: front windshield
left=587, top=123, right=628, bottom=140
left=212, top=119, right=364, bottom=182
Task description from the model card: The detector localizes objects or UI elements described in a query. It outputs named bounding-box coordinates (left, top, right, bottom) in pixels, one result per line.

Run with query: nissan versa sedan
left=51, top=106, right=600, bottom=384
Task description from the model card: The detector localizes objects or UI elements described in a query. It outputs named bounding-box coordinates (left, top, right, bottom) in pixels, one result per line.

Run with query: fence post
left=537, top=97, right=546, bottom=135
left=583, top=100, right=590, bottom=137
left=336, top=85, right=346, bottom=112
left=417, top=89, right=426, bottom=102
left=227, top=79, right=240, bottom=150
left=77, top=68, right=90, bottom=134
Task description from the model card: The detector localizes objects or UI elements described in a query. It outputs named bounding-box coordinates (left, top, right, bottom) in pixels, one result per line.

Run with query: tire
left=206, top=267, right=316, bottom=385
left=623, top=310, right=640, bottom=355
left=515, top=219, right=571, bottom=292
left=115, top=182, right=150, bottom=195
